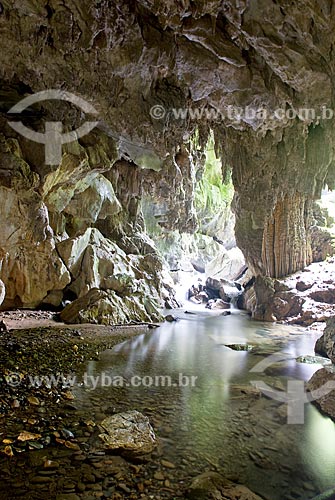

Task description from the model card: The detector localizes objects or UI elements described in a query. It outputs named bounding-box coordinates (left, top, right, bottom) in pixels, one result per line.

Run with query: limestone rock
left=57, top=228, right=136, bottom=298
left=59, top=288, right=163, bottom=325
left=205, top=248, right=245, bottom=281
left=243, top=258, right=335, bottom=324
left=307, top=368, right=335, bottom=421
left=0, top=186, right=71, bottom=308
left=206, top=299, right=230, bottom=310
left=315, top=317, right=335, bottom=363
left=99, top=411, right=157, bottom=458
left=0, top=280, right=5, bottom=307
left=186, top=472, right=264, bottom=500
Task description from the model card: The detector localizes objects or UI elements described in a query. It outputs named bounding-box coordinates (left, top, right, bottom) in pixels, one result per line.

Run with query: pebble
left=37, top=470, right=57, bottom=476
left=27, top=396, right=40, bottom=406
left=161, top=460, right=175, bottom=469
left=56, top=495, right=80, bottom=500
left=118, top=483, right=131, bottom=493
left=83, top=474, right=96, bottom=483
left=30, top=476, right=53, bottom=484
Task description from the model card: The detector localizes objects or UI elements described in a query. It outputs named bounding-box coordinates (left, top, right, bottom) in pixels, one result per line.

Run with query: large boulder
left=57, top=228, right=137, bottom=298
left=205, top=248, right=245, bottom=282
left=57, top=228, right=176, bottom=324
left=60, top=288, right=163, bottom=325
left=186, top=472, right=264, bottom=500
left=315, top=317, right=335, bottom=363
left=307, top=368, right=335, bottom=421
left=98, top=411, right=157, bottom=459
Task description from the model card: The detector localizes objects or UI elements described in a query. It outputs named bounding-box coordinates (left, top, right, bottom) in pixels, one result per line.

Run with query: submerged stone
left=186, top=472, right=264, bottom=500
left=98, top=411, right=157, bottom=458
left=224, top=343, right=253, bottom=351
left=296, top=355, right=331, bottom=365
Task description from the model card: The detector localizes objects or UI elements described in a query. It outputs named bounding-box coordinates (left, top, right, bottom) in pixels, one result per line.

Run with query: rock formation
left=243, top=258, right=335, bottom=324
left=315, top=317, right=335, bottom=363
left=1, top=0, right=335, bottom=322
left=307, top=368, right=335, bottom=422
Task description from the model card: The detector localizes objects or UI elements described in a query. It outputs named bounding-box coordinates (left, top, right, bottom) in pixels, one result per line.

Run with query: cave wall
left=1, top=0, right=335, bottom=321
left=0, top=120, right=176, bottom=323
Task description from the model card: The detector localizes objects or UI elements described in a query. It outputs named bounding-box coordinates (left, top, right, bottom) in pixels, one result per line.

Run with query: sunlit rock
left=60, top=288, right=163, bottom=325
left=98, top=411, right=157, bottom=458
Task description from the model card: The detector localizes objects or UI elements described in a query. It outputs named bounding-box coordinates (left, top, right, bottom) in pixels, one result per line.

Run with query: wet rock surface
left=243, top=258, right=335, bottom=325
left=315, top=317, right=335, bottom=363
left=99, top=411, right=157, bottom=458
left=188, top=276, right=242, bottom=307
left=1, top=0, right=335, bottom=320
left=307, top=368, right=335, bottom=421
left=186, top=472, right=264, bottom=500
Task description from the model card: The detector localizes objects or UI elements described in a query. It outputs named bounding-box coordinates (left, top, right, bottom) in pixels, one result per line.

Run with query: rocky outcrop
left=310, top=203, right=335, bottom=262
left=0, top=129, right=177, bottom=322
left=98, top=411, right=157, bottom=459
left=188, top=275, right=242, bottom=307
left=60, top=288, right=164, bottom=325
left=224, top=124, right=335, bottom=280
left=205, top=248, right=245, bottom=282
left=0, top=136, right=71, bottom=308
left=243, top=258, right=335, bottom=324
left=307, top=368, right=335, bottom=421
left=315, top=317, right=335, bottom=363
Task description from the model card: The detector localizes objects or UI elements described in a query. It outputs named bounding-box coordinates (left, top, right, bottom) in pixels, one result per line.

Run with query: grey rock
left=99, top=411, right=157, bottom=458
left=307, top=368, right=335, bottom=421
left=315, top=317, right=335, bottom=363
left=186, top=472, right=264, bottom=500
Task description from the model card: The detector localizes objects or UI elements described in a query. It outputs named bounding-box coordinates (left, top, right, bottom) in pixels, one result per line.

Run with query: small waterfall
left=173, top=270, right=205, bottom=307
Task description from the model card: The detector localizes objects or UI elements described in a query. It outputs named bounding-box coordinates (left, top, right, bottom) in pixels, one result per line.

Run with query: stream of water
left=72, top=309, right=335, bottom=500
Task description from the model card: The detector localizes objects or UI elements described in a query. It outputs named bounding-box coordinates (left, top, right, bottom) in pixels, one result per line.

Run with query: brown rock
left=315, top=317, right=335, bottom=363
left=186, top=472, right=264, bottom=500
left=307, top=368, right=335, bottom=421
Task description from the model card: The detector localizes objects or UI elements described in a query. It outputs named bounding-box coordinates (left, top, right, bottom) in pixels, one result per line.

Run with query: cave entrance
left=141, top=136, right=245, bottom=307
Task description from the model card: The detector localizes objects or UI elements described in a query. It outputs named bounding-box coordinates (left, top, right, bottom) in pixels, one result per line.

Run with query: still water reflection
left=75, top=310, right=335, bottom=499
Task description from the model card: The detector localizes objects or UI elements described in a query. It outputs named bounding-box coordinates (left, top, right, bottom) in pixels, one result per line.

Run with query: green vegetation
left=195, top=138, right=233, bottom=233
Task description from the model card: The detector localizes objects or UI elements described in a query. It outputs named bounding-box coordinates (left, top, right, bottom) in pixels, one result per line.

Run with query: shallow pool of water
left=74, top=310, right=335, bottom=499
